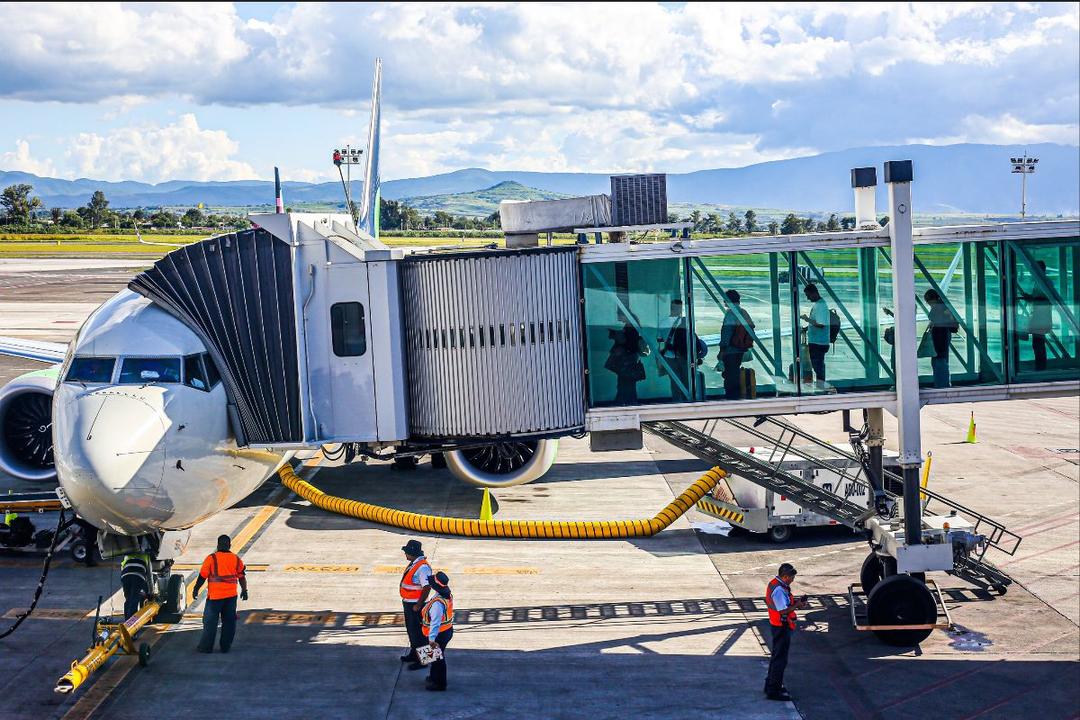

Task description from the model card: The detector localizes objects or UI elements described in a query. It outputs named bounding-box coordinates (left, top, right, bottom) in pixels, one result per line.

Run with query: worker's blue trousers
left=198, top=596, right=237, bottom=652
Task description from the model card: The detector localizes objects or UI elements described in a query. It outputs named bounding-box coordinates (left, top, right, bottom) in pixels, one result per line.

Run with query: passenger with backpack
left=715, top=289, right=756, bottom=400
left=799, top=284, right=832, bottom=390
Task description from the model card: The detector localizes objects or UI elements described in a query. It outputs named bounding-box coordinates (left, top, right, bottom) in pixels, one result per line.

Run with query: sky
left=0, top=2, right=1077, bottom=184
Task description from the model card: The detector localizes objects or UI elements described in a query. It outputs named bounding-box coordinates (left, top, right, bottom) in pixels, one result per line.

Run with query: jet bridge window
left=331, top=302, right=367, bottom=357
left=65, top=357, right=115, bottom=383
left=119, top=357, right=181, bottom=384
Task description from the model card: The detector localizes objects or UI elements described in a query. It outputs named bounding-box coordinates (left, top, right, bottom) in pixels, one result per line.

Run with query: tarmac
left=0, top=259, right=1077, bottom=719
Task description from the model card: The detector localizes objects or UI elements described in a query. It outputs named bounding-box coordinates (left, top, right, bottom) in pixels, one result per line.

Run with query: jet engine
left=444, top=438, right=559, bottom=488
left=0, top=370, right=57, bottom=482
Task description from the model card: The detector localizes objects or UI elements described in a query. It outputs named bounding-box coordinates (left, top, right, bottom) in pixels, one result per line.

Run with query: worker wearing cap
left=764, top=562, right=808, bottom=701
left=192, top=534, right=248, bottom=653
left=421, top=572, right=454, bottom=691
left=399, top=539, right=433, bottom=669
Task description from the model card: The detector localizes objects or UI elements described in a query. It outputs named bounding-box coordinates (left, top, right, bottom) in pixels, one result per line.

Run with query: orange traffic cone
left=965, top=412, right=977, bottom=444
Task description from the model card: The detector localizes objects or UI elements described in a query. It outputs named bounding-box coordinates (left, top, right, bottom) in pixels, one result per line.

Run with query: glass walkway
left=580, top=222, right=1079, bottom=417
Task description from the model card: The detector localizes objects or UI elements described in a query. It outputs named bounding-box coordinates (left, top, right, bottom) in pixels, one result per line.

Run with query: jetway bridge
left=117, top=161, right=1079, bottom=645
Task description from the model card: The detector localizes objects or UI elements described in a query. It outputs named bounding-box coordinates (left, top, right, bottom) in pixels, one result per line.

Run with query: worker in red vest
left=399, top=539, right=433, bottom=669
left=421, top=571, right=454, bottom=691
left=763, top=562, right=808, bottom=701
left=192, top=534, right=247, bottom=653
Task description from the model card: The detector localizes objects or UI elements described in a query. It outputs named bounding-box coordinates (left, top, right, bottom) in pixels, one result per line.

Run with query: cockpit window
left=183, top=354, right=208, bottom=391
left=202, top=353, right=222, bottom=388
left=119, top=357, right=181, bottom=384
left=65, top=357, right=115, bottom=383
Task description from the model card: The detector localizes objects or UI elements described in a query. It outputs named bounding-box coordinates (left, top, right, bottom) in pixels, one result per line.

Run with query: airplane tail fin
left=359, top=58, right=382, bottom=241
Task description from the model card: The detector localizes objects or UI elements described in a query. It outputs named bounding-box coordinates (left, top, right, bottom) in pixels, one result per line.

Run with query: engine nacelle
left=444, top=439, right=558, bottom=488
left=0, top=368, right=59, bottom=482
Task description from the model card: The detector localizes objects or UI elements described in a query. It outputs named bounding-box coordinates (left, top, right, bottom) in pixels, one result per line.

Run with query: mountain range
left=1, top=143, right=1077, bottom=215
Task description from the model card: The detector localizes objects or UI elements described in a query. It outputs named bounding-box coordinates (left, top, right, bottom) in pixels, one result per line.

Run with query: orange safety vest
left=765, top=576, right=797, bottom=629
left=399, top=557, right=431, bottom=601
left=200, top=551, right=245, bottom=600
left=421, top=595, right=454, bottom=634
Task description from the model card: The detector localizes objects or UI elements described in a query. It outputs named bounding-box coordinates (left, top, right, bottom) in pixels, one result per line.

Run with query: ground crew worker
left=399, top=539, right=433, bottom=669
left=192, top=534, right=247, bottom=653
left=421, top=572, right=454, bottom=691
left=119, top=550, right=152, bottom=619
left=764, top=562, right=808, bottom=701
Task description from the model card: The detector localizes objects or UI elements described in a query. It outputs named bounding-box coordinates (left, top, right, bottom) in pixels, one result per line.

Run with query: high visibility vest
left=399, top=557, right=430, bottom=601
left=200, top=551, right=245, bottom=600
left=120, top=553, right=151, bottom=582
left=765, top=577, right=797, bottom=629
left=3, top=511, right=16, bottom=525
left=421, top=595, right=454, bottom=634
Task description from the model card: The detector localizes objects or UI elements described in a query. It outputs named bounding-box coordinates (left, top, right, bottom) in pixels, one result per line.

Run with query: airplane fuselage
left=53, top=289, right=282, bottom=535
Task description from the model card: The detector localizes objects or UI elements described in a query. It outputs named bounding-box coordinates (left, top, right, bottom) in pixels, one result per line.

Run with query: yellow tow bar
left=280, top=465, right=726, bottom=538
left=55, top=600, right=161, bottom=694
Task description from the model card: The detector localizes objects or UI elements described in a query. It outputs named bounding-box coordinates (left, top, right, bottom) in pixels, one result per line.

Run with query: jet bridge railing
left=581, top=224, right=1079, bottom=410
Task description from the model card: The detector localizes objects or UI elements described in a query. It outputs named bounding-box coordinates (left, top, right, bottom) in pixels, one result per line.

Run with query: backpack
left=828, top=309, right=842, bottom=344
left=731, top=323, right=754, bottom=350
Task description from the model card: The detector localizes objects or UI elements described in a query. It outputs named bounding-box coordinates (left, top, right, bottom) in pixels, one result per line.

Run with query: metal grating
left=610, top=174, right=668, bottom=227
left=401, top=247, right=585, bottom=438
left=128, top=228, right=301, bottom=446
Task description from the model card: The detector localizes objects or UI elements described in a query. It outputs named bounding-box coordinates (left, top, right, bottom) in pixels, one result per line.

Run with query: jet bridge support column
left=866, top=407, right=885, bottom=494
left=885, top=161, right=923, bottom=546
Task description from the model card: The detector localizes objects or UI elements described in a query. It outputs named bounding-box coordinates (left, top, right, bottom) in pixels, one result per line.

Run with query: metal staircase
left=642, top=420, right=877, bottom=528
left=642, top=417, right=1021, bottom=588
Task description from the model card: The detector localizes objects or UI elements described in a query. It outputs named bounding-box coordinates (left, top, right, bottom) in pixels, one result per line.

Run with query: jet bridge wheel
left=867, top=574, right=936, bottom=647
left=860, top=551, right=897, bottom=595
left=445, top=439, right=558, bottom=488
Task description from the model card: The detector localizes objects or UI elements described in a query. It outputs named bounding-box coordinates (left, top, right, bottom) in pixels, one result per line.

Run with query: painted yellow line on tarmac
left=61, top=457, right=321, bottom=720
left=460, top=566, right=540, bottom=575
left=282, top=564, right=360, bottom=573
left=373, top=565, right=540, bottom=575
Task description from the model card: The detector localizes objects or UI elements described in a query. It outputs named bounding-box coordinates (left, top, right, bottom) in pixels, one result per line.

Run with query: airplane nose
left=54, top=389, right=171, bottom=534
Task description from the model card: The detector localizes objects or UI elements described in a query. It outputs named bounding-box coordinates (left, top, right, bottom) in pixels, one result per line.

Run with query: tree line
left=0, top=184, right=251, bottom=231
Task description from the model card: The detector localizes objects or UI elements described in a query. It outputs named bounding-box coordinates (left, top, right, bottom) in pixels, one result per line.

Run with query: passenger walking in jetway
left=1018, top=260, right=1053, bottom=372
left=605, top=312, right=650, bottom=405
left=715, top=289, right=756, bottom=400
left=660, top=299, right=708, bottom=401
left=399, top=539, right=433, bottom=669
left=800, top=284, right=830, bottom=390
left=922, top=290, right=960, bottom=388
left=763, top=563, right=808, bottom=702
left=192, top=534, right=248, bottom=653
left=421, top=572, right=454, bottom=691
left=119, top=551, right=151, bottom=620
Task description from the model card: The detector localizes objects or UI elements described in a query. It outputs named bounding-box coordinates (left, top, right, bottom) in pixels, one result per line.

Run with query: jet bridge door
left=401, top=247, right=585, bottom=439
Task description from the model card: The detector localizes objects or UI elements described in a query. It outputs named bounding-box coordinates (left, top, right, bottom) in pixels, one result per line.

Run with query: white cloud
left=0, top=139, right=58, bottom=177
left=65, top=114, right=256, bottom=183
left=909, top=113, right=1080, bottom=146
left=0, top=3, right=1076, bottom=180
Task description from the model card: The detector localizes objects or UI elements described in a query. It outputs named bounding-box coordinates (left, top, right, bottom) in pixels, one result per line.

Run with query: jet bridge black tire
left=868, top=574, right=936, bottom=646
left=860, top=551, right=898, bottom=595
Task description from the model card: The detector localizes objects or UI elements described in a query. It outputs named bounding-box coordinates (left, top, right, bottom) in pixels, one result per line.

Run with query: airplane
left=0, top=61, right=558, bottom=595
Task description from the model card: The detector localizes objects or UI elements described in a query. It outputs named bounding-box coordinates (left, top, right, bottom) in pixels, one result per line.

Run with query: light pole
left=1010, top=152, right=1038, bottom=219
left=333, top=145, right=363, bottom=225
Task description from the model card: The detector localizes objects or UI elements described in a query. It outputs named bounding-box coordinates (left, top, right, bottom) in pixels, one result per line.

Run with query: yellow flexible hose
left=278, top=465, right=726, bottom=539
